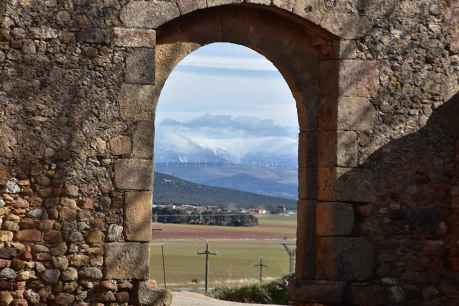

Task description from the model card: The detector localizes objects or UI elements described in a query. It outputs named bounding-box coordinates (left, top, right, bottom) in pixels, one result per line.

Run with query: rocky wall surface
left=0, top=0, right=458, bottom=305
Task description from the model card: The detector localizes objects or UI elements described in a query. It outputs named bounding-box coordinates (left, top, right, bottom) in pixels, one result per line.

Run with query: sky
left=155, top=43, right=298, bottom=127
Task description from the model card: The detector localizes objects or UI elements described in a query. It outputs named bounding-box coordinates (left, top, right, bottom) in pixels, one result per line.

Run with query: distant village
left=153, top=203, right=294, bottom=227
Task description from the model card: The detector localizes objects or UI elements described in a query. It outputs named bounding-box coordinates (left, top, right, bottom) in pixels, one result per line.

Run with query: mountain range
left=154, top=172, right=297, bottom=210
left=154, top=114, right=299, bottom=199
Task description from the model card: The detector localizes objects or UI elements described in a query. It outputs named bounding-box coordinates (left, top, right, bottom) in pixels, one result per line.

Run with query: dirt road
left=172, top=292, right=285, bottom=306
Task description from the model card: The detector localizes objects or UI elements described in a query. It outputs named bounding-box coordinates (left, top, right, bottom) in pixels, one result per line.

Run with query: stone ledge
left=289, top=280, right=345, bottom=304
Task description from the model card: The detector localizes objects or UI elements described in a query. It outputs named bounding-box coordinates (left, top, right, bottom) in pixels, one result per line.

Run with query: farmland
left=149, top=215, right=297, bottom=291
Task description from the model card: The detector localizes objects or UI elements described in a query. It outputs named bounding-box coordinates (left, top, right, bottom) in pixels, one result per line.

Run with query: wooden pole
left=197, top=241, right=217, bottom=294
left=254, top=257, right=268, bottom=283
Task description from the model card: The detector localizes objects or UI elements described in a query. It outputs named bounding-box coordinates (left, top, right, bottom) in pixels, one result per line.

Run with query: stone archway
left=110, top=3, right=380, bottom=305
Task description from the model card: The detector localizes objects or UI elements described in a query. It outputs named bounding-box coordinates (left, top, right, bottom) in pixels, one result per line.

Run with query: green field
left=149, top=215, right=297, bottom=291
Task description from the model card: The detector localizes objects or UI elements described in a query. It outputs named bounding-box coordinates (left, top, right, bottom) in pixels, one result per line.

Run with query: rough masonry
left=0, top=0, right=458, bottom=305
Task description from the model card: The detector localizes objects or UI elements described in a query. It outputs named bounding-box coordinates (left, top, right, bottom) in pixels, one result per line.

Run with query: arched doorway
left=111, top=3, right=377, bottom=305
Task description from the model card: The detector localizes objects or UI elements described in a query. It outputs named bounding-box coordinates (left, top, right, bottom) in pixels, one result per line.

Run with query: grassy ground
left=150, top=214, right=297, bottom=291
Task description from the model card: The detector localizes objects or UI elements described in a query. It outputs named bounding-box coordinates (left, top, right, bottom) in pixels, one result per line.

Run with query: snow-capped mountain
left=154, top=114, right=298, bottom=168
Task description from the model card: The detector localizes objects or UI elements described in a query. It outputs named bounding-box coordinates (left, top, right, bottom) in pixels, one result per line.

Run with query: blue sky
left=156, top=43, right=298, bottom=127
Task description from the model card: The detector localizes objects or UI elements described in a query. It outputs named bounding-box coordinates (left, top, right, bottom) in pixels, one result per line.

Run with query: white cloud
left=179, top=54, right=277, bottom=72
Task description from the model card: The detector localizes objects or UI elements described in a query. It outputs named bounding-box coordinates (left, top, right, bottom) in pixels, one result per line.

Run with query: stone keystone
left=105, top=243, right=149, bottom=280
left=114, top=159, right=153, bottom=190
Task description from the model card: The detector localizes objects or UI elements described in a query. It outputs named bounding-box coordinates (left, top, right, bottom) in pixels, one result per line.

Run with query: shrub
left=210, top=275, right=291, bottom=305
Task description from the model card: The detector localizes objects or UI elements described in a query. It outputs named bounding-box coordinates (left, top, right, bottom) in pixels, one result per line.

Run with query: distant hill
left=156, top=163, right=298, bottom=199
left=154, top=172, right=297, bottom=210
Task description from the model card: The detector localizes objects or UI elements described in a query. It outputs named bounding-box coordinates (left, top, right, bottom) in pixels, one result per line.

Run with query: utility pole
left=254, top=257, right=268, bottom=283
left=161, top=244, right=167, bottom=289
left=197, top=241, right=217, bottom=294
left=281, top=239, right=296, bottom=274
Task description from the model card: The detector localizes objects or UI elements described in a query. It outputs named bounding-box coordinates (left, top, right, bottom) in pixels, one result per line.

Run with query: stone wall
left=0, top=0, right=458, bottom=305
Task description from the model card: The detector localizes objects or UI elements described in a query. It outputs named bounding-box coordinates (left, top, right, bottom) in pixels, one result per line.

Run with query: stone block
left=299, top=167, right=336, bottom=201
left=338, top=97, right=376, bottom=131
left=16, top=230, right=42, bottom=242
left=337, top=131, right=358, bottom=167
left=120, top=1, right=180, bottom=29
left=114, top=159, right=153, bottom=190
left=293, top=0, right=323, bottom=26
left=272, top=0, right=295, bottom=12
left=336, top=168, right=375, bottom=203
left=113, top=28, right=156, bottom=48
left=126, top=48, right=155, bottom=85
left=0, top=231, right=13, bottom=242
left=316, top=202, right=354, bottom=236
left=317, top=95, right=376, bottom=131
left=133, top=121, right=154, bottom=159
left=316, top=237, right=375, bottom=281
left=105, top=243, right=149, bottom=280
left=110, top=136, right=131, bottom=156
left=299, top=131, right=358, bottom=168
left=289, top=280, right=345, bottom=304
left=320, top=60, right=380, bottom=97
left=77, top=28, right=111, bottom=44
left=138, top=281, right=172, bottom=305
left=176, top=0, right=207, bottom=15
left=119, top=84, right=156, bottom=121
left=125, top=191, right=152, bottom=242
left=207, top=0, right=242, bottom=7
left=347, top=284, right=389, bottom=305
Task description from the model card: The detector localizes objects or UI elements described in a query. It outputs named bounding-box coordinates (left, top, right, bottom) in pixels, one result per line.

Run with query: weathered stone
left=110, top=136, right=131, bottom=156
left=208, top=0, right=242, bottom=7
left=0, top=231, right=13, bottom=242
left=126, top=48, right=155, bottom=85
left=86, top=230, right=105, bottom=245
left=0, top=268, right=16, bottom=279
left=52, top=256, right=69, bottom=270
left=176, top=0, right=206, bottom=14
left=25, top=289, right=40, bottom=304
left=107, top=224, right=124, bottom=242
left=40, top=269, right=60, bottom=284
left=0, top=291, right=13, bottom=305
left=125, top=191, right=152, bottom=241
left=289, top=280, right=345, bottom=304
left=79, top=267, right=103, bottom=280
left=120, top=1, right=180, bottom=29
left=16, top=230, right=42, bottom=242
left=316, top=237, right=375, bottom=281
left=138, top=281, right=172, bottom=305
left=5, top=179, right=20, bottom=194
left=114, top=159, right=153, bottom=190
left=321, top=60, right=380, bottom=97
left=316, top=203, right=354, bottom=236
left=61, top=267, right=78, bottom=281
left=64, top=184, right=79, bottom=197
left=348, top=284, right=389, bottom=306
left=113, top=28, right=156, bottom=48
left=133, top=121, right=154, bottom=158
left=28, top=208, right=43, bottom=218
left=105, top=243, right=149, bottom=279
left=119, top=84, right=156, bottom=121
left=69, top=255, right=89, bottom=267
left=55, top=293, right=75, bottom=305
